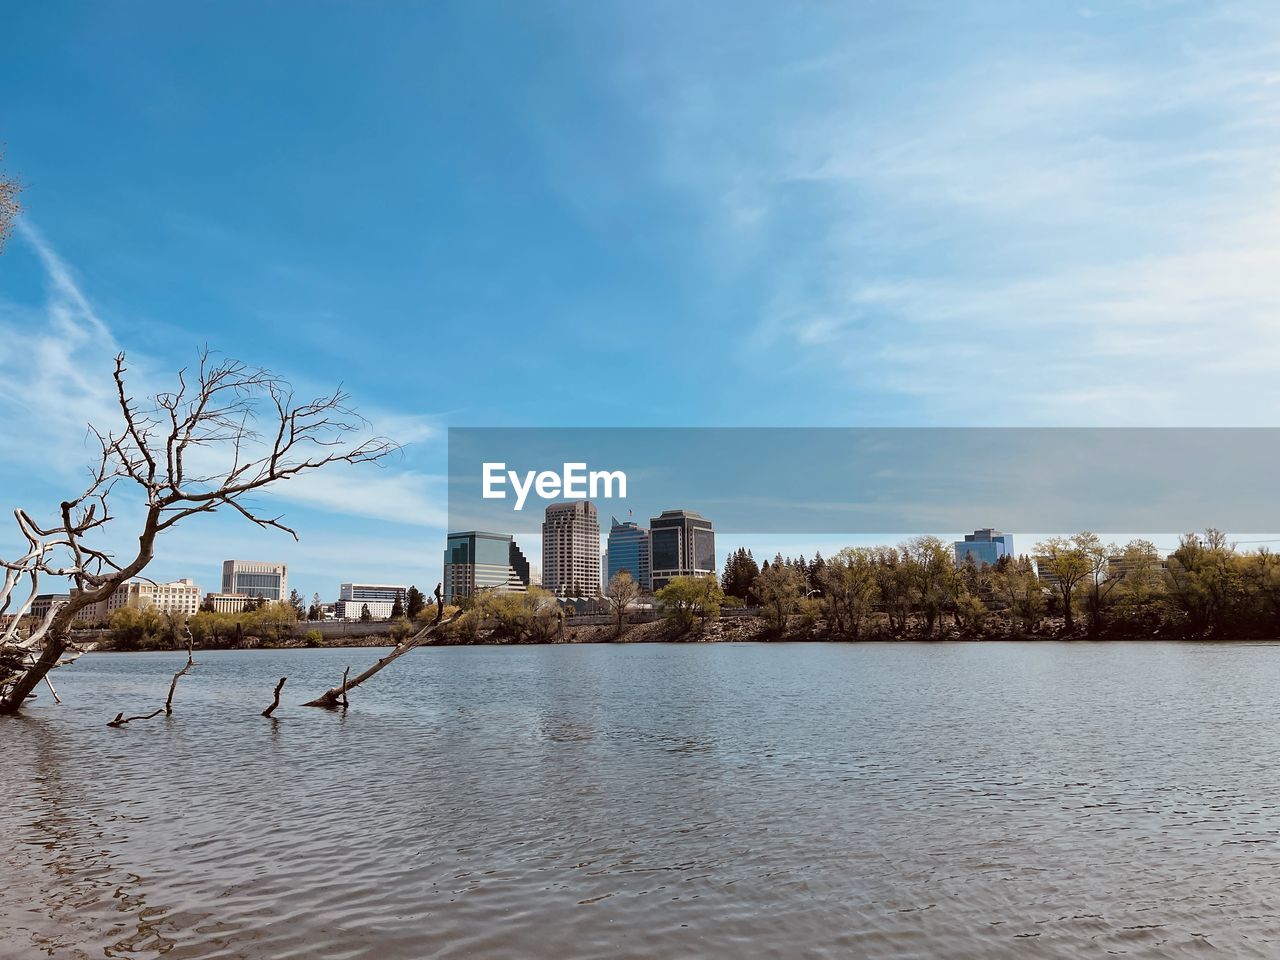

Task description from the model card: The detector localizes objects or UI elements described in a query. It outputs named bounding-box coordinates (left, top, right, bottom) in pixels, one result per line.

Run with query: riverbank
left=70, top=611, right=1235, bottom=653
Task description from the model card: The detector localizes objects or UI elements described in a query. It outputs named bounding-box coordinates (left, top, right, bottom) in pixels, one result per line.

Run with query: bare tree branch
left=1, top=348, right=400, bottom=714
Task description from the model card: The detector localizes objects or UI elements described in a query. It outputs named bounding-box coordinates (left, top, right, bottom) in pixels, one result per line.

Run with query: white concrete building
left=542, top=500, right=601, bottom=597
left=336, top=583, right=407, bottom=620
left=104, top=578, right=203, bottom=617
left=204, top=593, right=252, bottom=614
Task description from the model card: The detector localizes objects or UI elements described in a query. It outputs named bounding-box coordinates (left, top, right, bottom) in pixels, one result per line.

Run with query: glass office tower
left=443, top=532, right=531, bottom=603
left=606, top=516, right=651, bottom=591
left=954, top=528, right=1014, bottom=566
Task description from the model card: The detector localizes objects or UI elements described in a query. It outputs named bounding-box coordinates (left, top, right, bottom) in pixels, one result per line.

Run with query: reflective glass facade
left=443, top=532, right=531, bottom=603
left=954, top=529, right=1014, bottom=566
left=606, top=517, right=650, bottom=591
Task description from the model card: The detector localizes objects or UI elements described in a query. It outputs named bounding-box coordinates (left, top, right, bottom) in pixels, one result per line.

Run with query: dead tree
left=304, top=585, right=459, bottom=709
left=0, top=350, right=397, bottom=714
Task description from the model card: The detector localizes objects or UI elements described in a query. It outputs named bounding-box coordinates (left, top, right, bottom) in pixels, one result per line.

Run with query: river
left=3, top=641, right=1279, bottom=959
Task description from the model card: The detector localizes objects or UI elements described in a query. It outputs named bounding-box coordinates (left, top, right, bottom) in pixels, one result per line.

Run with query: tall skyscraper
left=649, top=509, right=715, bottom=591
left=606, top=515, right=651, bottom=591
left=221, top=560, right=288, bottom=601
left=442, top=532, right=531, bottom=603
left=954, top=528, right=1014, bottom=566
left=542, top=500, right=601, bottom=597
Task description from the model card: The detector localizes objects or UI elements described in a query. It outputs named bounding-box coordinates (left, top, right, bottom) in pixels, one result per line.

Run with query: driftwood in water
left=108, top=708, right=163, bottom=728
left=164, top=629, right=196, bottom=714
left=304, top=584, right=458, bottom=709
left=262, top=677, right=287, bottom=717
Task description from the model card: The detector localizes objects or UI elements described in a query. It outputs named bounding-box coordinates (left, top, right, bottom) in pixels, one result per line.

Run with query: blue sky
left=3, top=1, right=1279, bottom=599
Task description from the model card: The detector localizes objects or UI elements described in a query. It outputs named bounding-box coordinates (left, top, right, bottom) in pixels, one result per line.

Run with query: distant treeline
left=710, top=530, right=1280, bottom=639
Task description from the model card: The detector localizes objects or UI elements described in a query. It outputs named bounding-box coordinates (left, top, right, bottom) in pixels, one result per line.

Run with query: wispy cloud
left=0, top=221, right=121, bottom=473
left=603, top=1, right=1280, bottom=425
left=0, top=221, right=449, bottom=530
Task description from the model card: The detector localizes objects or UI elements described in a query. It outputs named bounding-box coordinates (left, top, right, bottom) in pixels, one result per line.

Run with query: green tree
left=359, top=603, right=373, bottom=622
left=819, top=547, right=880, bottom=639
left=389, top=595, right=405, bottom=620
left=1034, top=536, right=1092, bottom=633
left=606, top=570, right=642, bottom=638
left=1167, top=529, right=1241, bottom=636
left=990, top=556, right=1044, bottom=633
left=287, top=588, right=306, bottom=618
left=753, top=559, right=805, bottom=635
left=405, top=585, right=426, bottom=619
left=903, top=536, right=959, bottom=635
left=655, top=575, right=724, bottom=631
left=720, top=548, right=760, bottom=601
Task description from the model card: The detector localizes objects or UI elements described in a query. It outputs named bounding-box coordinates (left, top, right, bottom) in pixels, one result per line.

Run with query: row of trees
left=710, top=532, right=1280, bottom=640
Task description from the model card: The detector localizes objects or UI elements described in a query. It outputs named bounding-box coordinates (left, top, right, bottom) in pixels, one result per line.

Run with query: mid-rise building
left=955, top=529, right=1014, bottom=567
left=606, top=516, right=651, bottom=591
left=542, top=500, right=601, bottom=597
left=443, top=532, right=531, bottom=603
left=649, top=509, right=715, bottom=591
left=336, top=583, right=407, bottom=620
left=222, top=560, right=287, bottom=601
left=104, top=578, right=202, bottom=617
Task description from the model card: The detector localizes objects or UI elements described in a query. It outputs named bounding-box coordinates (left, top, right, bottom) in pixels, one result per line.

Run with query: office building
left=204, top=593, right=252, bottom=614
left=606, top=516, right=651, bottom=591
left=542, top=500, right=601, bottom=597
left=29, top=593, right=70, bottom=623
left=105, top=578, right=202, bottom=617
left=955, top=529, right=1014, bottom=567
left=337, top=583, right=407, bottom=620
left=221, top=560, right=288, bottom=601
left=649, top=509, right=715, bottom=591
left=443, top=532, right=531, bottom=603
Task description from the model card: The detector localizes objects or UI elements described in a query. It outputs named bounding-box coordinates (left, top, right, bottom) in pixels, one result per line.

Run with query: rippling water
left=4, top=641, right=1280, bottom=958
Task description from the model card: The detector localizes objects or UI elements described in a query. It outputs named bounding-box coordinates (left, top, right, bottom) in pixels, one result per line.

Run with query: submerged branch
left=262, top=677, right=287, bottom=717
left=107, top=708, right=163, bottom=728
left=304, top=584, right=455, bottom=709
left=165, top=630, right=196, bottom=714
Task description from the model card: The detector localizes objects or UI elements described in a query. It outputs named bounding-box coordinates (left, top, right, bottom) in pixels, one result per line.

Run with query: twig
left=340, top=666, right=350, bottom=709
left=262, top=676, right=287, bottom=717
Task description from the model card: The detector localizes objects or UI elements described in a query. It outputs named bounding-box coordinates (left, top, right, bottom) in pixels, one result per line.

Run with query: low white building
left=204, top=593, right=252, bottom=614
left=336, top=583, right=407, bottom=620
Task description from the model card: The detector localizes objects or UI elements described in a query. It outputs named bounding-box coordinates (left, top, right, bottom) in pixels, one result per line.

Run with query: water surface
left=3, top=641, right=1280, bottom=959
